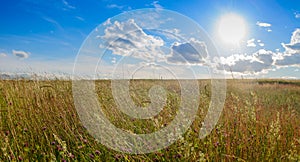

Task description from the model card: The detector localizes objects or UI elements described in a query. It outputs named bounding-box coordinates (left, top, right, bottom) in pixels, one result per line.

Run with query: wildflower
left=69, top=153, right=75, bottom=158
left=155, top=152, right=164, bottom=156
left=51, top=141, right=56, bottom=145
left=173, top=153, right=182, bottom=158
left=214, top=142, right=219, bottom=147
left=23, top=142, right=29, bottom=147
left=95, top=150, right=100, bottom=155
left=42, top=127, right=47, bottom=131
left=83, top=139, right=88, bottom=143
left=269, top=112, right=281, bottom=140
left=18, top=156, right=23, bottom=161
left=53, top=134, right=67, bottom=153
left=199, top=151, right=206, bottom=161
left=89, top=154, right=94, bottom=159
left=114, top=154, right=122, bottom=159
left=57, top=145, right=63, bottom=151
left=10, top=154, right=15, bottom=160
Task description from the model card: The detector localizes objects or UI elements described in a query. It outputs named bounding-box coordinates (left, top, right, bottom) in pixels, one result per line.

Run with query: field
left=0, top=79, right=299, bottom=161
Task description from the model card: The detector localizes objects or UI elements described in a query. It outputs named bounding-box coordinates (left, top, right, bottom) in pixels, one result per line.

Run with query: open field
left=0, top=79, right=299, bottom=161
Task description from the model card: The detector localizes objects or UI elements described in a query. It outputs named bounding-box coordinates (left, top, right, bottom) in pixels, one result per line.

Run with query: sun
left=218, top=13, right=247, bottom=45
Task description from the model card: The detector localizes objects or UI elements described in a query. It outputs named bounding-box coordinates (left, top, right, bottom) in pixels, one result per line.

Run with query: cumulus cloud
left=256, top=21, right=271, bottom=27
left=275, top=29, right=300, bottom=67
left=101, top=19, right=212, bottom=66
left=246, top=39, right=265, bottom=48
left=101, top=19, right=165, bottom=62
left=256, top=21, right=272, bottom=32
left=281, top=28, right=300, bottom=52
left=275, top=53, right=300, bottom=66
left=103, top=18, right=112, bottom=26
left=290, top=29, right=300, bottom=44
left=12, top=50, right=29, bottom=59
left=247, top=38, right=256, bottom=47
left=217, top=49, right=275, bottom=74
left=167, top=39, right=208, bottom=65
left=217, top=28, right=300, bottom=75
left=283, top=43, right=300, bottom=52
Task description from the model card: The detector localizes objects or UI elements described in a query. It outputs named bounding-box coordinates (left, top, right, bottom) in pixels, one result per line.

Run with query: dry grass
left=0, top=79, right=299, bottom=161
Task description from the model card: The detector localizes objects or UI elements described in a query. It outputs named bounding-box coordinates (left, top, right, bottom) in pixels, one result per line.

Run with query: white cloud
left=275, top=53, right=300, bottom=67
left=247, top=39, right=265, bottom=47
left=111, top=57, right=116, bottom=64
left=217, top=49, right=275, bottom=74
left=275, top=29, right=300, bottom=67
left=101, top=19, right=165, bottom=62
left=167, top=39, right=208, bottom=65
left=281, top=76, right=297, bottom=79
left=256, top=21, right=271, bottom=27
left=158, top=28, right=181, bottom=41
left=247, top=38, right=256, bottom=47
left=216, top=28, right=300, bottom=75
left=127, top=9, right=169, bottom=29
left=42, top=17, right=64, bottom=31
left=0, top=53, right=7, bottom=57
left=106, top=4, right=124, bottom=10
left=290, top=28, right=300, bottom=44
left=0, top=56, right=78, bottom=79
left=62, top=0, right=75, bottom=9
left=151, top=1, right=163, bottom=10
left=103, top=18, right=111, bottom=26
left=12, top=50, right=29, bottom=59
left=281, top=28, right=300, bottom=52
left=295, top=12, right=300, bottom=19
left=75, top=16, right=84, bottom=21
left=256, top=21, right=272, bottom=32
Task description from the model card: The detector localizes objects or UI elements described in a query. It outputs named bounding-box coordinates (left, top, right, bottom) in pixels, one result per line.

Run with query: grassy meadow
left=0, top=79, right=299, bottom=161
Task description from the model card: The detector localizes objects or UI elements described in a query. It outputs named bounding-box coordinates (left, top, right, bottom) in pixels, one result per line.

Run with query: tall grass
left=0, top=79, right=299, bottom=161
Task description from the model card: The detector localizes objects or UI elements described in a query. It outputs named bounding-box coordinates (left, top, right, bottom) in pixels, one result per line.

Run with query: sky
left=0, top=0, right=300, bottom=79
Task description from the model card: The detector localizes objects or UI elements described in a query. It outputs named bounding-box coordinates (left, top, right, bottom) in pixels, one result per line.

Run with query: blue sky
left=0, top=0, right=299, bottom=79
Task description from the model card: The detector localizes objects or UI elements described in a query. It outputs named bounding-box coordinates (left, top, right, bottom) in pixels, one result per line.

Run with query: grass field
left=0, top=79, right=299, bottom=161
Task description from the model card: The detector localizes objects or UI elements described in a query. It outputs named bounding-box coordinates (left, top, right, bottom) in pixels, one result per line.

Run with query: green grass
left=0, top=79, right=299, bottom=161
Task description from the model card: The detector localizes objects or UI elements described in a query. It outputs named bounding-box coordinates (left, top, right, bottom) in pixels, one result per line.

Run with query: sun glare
left=218, top=13, right=247, bottom=45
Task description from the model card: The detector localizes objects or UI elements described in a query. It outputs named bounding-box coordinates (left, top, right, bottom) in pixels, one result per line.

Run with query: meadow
left=0, top=79, right=299, bottom=161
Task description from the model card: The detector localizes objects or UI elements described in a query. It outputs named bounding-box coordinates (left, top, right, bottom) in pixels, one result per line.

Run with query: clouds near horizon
left=217, top=28, right=300, bottom=74
left=12, top=50, right=30, bottom=59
